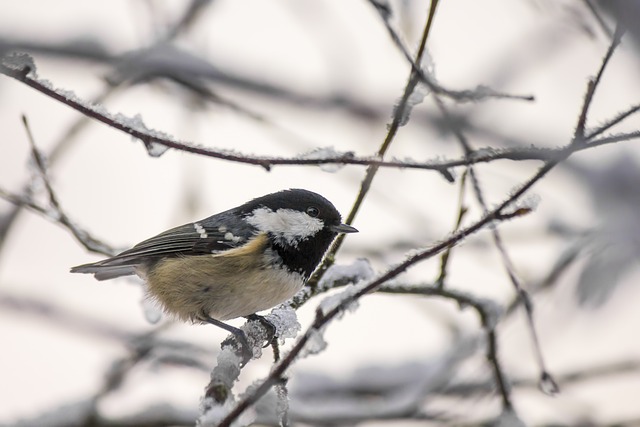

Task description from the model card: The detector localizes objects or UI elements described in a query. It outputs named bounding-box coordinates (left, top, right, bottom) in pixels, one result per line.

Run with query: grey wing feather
left=71, top=212, right=255, bottom=280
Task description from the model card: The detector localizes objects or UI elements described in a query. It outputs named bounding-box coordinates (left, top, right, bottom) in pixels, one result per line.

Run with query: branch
left=0, top=54, right=528, bottom=179
left=573, top=24, right=625, bottom=142
left=210, top=20, right=638, bottom=425
left=2, top=55, right=638, bottom=178
left=366, top=0, right=534, bottom=103
left=435, top=168, right=469, bottom=287
left=214, top=194, right=536, bottom=425
left=8, top=115, right=115, bottom=256
left=423, top=16, right=626, bottom=408
left=303, top=0, right=442, bottom=305
left=217, top=108, right=630, bottom=422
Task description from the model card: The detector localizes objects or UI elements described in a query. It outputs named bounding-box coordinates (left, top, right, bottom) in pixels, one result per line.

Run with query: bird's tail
left=70, top=260, right=138, bottom=281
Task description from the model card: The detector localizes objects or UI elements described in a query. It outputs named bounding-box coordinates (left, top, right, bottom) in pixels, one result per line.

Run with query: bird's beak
left=330, top=223, right=358, bottom=234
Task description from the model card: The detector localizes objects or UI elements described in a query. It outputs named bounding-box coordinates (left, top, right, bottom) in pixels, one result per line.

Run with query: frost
left=503, top=193, right=539, bottom=216
left=470, top=147, right=498, bottom=159
left=318, top=284, right=361, bottom=318
left=198, top=398, right=252, bottom=427
left=317, top=260, right=375, bottom=317
left=145, top=141, right=170, bottom=157
left=265, top=305, right=301, bottom=343
left=298, top=146, right=354, bottom=173
left=111, top=113, right=174, bottom=157
left=520, top=193, right=540, bottom=211
left=275, top=383, right=289, bottom=424
left=420, top=48, right=436, bottom=77
left=242, top=321, right=265, bottom=360
left=318, top=259, right=374, bottom=290
left=211, top=347, right=242, bottom=389
left=388, top=155, right=429, bottom=167
left=1, top=52, right=38, bottom=76
left=5, top=53, right=177, bottom=158
left=391, top=83, right=430, bottom=127
left=57, top=88, right=84, bottom=103
left=300, top=328, right=328, bottom=357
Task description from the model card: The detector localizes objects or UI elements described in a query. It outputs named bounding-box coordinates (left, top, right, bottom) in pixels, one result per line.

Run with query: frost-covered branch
left=198, top=306, right=300, bottom=425
left=366, top=0, right=534, bottom=104
left=435, top=169, right=470, bottom=287
left=215, top=88, right=638, bottom=421
left=306, top=0, right=440, bottom=293
left=0, top=116, right=116, bottom=256
left=4, top=54, right=638, bottom=181
left=0, top=183, right=114, bottom=258
left=432, top=89, right=555, bottom=408
left=2, top=4, right=639, bottom=426
left=426, top=20, right=625, bottom=409
left=212, top=203, right=532, bottom=425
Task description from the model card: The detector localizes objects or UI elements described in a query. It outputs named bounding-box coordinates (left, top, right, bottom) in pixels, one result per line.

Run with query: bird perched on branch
left=71, top=189, right=357, bottom=364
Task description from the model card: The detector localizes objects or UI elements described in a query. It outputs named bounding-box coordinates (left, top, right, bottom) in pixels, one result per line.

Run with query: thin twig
left=430, top=82, right=526, bottom=408
left=366, top=0, right=533, bottom=103
left=18, top=116, right=114, bottom=256
left=436, top=168, right=469, bottom=288
left=574, top=25, right=624, bottom=143
left=431, top=16, right=625, bottom=407
left=586, top=102, right=640, bottom=140
left=304, top=0, right=442, bottom=302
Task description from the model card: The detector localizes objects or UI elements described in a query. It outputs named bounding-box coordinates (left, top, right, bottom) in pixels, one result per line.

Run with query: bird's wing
left=71, top=212, right=256, bottom=278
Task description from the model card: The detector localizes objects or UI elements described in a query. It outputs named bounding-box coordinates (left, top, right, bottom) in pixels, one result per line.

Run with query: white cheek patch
left=246, top=207, right=324, bottom=246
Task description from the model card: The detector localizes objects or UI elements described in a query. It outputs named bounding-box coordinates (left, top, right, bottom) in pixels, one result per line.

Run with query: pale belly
left=144, top=235, right=305, bottom=321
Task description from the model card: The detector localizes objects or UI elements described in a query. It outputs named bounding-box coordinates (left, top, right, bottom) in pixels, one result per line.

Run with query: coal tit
left=71, top=189, right=357, bottom=364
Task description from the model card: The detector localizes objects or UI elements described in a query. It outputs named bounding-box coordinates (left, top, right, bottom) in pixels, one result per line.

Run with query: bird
left=71, top=189, right=357, bottom=364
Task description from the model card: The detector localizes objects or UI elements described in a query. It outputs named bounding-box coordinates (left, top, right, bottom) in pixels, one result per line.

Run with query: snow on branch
left=3, top=53, right=638, bottom=183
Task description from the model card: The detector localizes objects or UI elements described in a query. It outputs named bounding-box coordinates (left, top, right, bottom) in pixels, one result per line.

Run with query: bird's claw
left=246, top=314, right=277, bottom=348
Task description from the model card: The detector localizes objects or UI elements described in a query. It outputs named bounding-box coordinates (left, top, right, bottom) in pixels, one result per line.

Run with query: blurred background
left=1, top=0, right=639, bottom=425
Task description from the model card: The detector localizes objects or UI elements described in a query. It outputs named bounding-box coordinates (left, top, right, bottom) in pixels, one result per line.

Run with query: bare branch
left=0, top=185, right=113, bottom=256
left=573, top=24, right=624, bottom=142
left=13, top=116, right=115, bottom=256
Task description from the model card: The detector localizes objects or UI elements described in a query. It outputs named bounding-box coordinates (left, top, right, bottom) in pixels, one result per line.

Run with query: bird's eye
left=306, top=206, right=319, bottom=217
